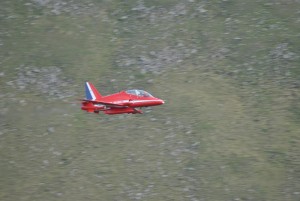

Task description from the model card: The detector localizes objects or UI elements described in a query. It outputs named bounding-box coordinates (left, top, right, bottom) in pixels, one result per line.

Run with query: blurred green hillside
left=0, top=0, right=299, bottom=201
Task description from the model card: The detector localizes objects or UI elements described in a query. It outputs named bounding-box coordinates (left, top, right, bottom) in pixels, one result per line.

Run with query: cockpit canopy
left=126, top=89, right=153, bottom=97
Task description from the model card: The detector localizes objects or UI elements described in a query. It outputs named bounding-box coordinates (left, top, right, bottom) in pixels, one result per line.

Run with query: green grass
left=1, top=0, right=300, bottom=201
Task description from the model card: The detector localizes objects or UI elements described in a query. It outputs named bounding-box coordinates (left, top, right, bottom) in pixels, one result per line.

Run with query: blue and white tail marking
left=85, top=82, right=102, bottom=100
left=85, top=82, right=96, bottom=100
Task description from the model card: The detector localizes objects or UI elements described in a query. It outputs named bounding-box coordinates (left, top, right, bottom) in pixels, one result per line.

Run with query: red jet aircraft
left=81, top=82, right=164, bottom=115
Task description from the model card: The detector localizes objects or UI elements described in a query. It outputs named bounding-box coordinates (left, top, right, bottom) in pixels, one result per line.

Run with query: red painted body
left=81, top=82, right=164, bottom=115
left=104, top=108, right=141, bottom=115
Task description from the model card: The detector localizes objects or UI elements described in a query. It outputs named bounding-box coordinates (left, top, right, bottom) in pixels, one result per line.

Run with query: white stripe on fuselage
left=129, top=100, right=157, bottom=103
left=113, top=100, right=157, bottom=104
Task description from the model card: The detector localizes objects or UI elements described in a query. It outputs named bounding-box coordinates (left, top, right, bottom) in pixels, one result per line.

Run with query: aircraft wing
left=80, top=99, right=128, bottom=108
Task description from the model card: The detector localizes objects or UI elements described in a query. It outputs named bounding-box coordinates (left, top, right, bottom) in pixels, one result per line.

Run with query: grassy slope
left=1, top=0, right=299, bottom=201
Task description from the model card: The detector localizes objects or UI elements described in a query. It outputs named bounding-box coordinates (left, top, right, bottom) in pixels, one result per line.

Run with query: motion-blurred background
left=1, top=0, right=299, bottom=200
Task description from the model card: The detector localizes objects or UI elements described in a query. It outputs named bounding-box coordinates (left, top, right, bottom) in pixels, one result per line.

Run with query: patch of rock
left=31, top=0, right=99, bottom=16
left=12, top=66, right=75, bottom=99
left=270, top=43, right=297, bottom=61
left=116, top=45, right=198, bottom=73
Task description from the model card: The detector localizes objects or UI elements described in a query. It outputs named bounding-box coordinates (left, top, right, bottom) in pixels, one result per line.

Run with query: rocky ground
left=9, top=66, right=76, bottom=99
left=0, top=0, right=300, bottom=201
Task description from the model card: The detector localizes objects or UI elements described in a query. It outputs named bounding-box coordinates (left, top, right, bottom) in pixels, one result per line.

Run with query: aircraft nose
left=159, top=99, right=165, bottom=105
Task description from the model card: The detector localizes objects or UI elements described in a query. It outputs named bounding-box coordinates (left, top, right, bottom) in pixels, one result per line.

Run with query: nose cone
left=157, top=99, right=164, bottom=105
left=150, top=98, right=164, bottom=106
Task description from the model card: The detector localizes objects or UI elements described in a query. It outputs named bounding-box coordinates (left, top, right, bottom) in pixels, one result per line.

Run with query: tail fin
left=85, top=82, right=102, bottom=100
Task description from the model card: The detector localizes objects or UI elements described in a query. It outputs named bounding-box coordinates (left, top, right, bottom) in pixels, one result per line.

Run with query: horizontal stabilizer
left=80, top=99, right=127, bottom=108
